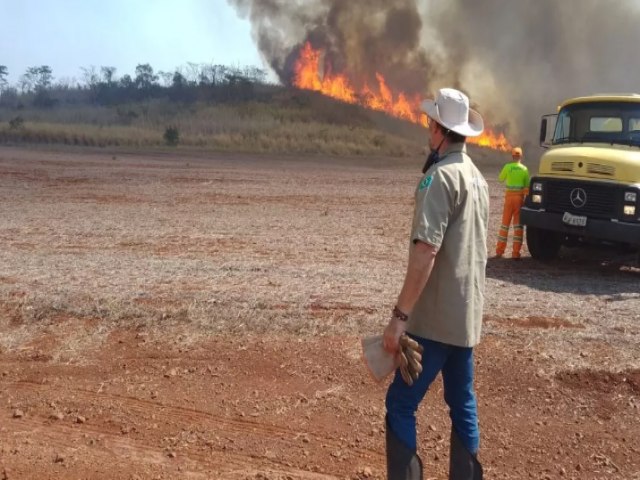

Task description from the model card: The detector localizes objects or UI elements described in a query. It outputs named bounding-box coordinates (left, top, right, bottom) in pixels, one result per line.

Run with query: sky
left=0, top=0, right=267, bottom=84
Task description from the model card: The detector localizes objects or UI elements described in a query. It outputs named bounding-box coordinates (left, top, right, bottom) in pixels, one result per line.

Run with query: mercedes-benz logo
left=570, top=188, right=587, bottom=208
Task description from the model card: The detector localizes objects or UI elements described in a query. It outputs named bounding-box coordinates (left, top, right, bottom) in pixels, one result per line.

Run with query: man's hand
left=383, top=315, right=407, bottom=353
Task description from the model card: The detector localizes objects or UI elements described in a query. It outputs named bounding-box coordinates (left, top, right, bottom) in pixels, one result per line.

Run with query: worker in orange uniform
left=496, top=147, right=529, bottom=259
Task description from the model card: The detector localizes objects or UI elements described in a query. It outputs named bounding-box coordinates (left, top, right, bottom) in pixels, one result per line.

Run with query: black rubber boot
left=386, top=419, right=423, bottom=480
left=449, top=428, right=483, bottom=480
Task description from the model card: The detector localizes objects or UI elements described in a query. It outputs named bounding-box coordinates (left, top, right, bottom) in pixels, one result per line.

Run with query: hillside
left=0, top=85, right=514, bottom=168
left=0, top=86, right=434, bottom=156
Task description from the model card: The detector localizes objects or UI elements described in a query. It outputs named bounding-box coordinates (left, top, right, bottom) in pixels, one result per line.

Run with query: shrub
left=163, top=125, right=179, bottom=146
left=8, top=116, right=24, bottom=130
left=116, top=108, right=139, bottom=124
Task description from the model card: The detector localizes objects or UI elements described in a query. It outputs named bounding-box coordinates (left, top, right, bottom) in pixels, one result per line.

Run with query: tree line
left=0, top=63, right=270, bottom=109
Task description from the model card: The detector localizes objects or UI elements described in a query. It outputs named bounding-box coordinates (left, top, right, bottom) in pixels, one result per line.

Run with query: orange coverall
left=496, top=161, right=530, bottom=258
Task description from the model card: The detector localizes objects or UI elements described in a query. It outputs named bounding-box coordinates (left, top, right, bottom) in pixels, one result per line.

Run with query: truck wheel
left=526, top=226, right=562, bottom=261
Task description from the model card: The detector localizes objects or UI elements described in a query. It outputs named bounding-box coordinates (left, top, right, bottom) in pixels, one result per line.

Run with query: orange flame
left=293, top=42, right=511, bottom=152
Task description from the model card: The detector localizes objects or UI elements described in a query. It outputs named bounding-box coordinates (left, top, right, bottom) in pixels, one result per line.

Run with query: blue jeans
left=385, top=335, right=479, bottom=454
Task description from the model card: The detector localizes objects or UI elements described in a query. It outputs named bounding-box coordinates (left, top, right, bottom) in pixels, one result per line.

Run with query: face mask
left=422, top=137, right=446, bottom=174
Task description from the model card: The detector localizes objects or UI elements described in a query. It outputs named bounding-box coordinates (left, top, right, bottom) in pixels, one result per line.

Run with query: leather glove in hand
left=396, top=334, right=424, bottom=386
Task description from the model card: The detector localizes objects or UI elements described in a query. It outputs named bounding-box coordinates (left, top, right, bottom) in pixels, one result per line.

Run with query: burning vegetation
left=293, top=41, right=510, bottom=151
left=229, top=0, right=512, bottom=151
left=229, top=0, right=640, bottom=151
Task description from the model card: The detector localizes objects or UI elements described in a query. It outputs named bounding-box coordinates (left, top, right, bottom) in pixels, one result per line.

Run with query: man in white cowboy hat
left=382, top=87, right=489, bottom=480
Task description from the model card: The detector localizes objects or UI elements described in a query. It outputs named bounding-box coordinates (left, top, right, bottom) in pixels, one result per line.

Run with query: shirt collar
left=440, top=142, right=466, bottom=157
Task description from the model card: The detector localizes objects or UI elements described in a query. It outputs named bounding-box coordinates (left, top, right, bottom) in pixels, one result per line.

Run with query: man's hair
left=435, top=122, right=466, bottom=143
left=445, top=129, right=467, bottom=144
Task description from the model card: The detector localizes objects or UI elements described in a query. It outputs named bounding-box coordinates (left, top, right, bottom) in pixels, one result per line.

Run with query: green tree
left=19, top=70, right=35, bottom=93
left=119, top=74, right=134, bottom=89
left=86, top=66, right=118, bottom=105
left=157, top=70, right=173, bottom=87
left=21, top=66, right=55, bottom=107
left=185, top=62, right=201, bottom=85
left=100, top=66, right=117, bottom=85
left=31, top=65, right=53, bottom=90
left=134, top=63, right=158, bottom=90
left=172, top=70, right=186, bottom=88
left=20, top=65, right=53, bottom=93
left=81, top=65, right=100, bottom=89
left=247, top=66, right=267, bottom=84
left=163, top=126, right=180, bottom=146
left=0, top=65, right=8, bottom=92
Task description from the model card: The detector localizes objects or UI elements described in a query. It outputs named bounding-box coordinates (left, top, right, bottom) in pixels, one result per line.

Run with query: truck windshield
left=553, top=101, right=640, bottom=147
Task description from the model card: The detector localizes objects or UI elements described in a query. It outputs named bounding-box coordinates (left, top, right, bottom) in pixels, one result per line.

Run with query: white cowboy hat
left=421, top=88, right=484, bottom=137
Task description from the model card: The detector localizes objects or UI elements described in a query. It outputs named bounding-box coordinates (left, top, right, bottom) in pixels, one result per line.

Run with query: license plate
left=562, top=212, right=587, bottom=227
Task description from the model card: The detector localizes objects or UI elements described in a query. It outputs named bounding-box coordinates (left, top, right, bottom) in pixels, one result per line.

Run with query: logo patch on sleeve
left=419, top=175, right=433, bottom=191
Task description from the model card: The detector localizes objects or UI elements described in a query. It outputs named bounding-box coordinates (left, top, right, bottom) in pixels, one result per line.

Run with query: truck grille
left=586, top=163, right=615, bottom=176
left=545, top=180, right=616, bottom=217
left=551, top=161, right=574, bottom=172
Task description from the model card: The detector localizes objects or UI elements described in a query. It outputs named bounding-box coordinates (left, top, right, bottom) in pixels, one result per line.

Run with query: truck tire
left=526, top=226, right=562, bottom=261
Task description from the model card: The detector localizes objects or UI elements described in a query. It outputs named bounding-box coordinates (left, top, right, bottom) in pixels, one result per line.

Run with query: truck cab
left=521, top=94, right=640, bottom=261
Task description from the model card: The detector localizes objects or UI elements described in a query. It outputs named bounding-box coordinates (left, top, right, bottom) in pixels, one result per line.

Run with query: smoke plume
left=228, top=0, right=640, bottom=143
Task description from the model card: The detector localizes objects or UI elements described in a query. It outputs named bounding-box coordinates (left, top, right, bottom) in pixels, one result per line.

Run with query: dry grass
left=0, top=147, right=638, bottom=374
left=0, top=93, right=426, bottom=156
left=0, top=122, right=159, bottom=147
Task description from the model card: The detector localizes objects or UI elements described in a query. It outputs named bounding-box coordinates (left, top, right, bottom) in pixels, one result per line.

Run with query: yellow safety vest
left=499, top=162, right=529, bottom=193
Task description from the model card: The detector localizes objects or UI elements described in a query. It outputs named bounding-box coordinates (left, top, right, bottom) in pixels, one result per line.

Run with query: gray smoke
left=228, top=0, right=434, bottom=94
left=228, top=0, right=640, bottom=143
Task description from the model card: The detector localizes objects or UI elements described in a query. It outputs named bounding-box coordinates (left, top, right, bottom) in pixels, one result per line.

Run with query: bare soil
left=0, top=146, right=638, bottom=480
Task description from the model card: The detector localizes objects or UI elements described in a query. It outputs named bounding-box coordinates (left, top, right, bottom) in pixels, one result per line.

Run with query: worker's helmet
left=511, top=147, right=523, bottom=158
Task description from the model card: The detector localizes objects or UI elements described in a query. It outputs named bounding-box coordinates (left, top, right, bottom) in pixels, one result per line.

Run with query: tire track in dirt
left=7, top=380, right=382, bottom=474
left=10, top=416, right=339, bottom=479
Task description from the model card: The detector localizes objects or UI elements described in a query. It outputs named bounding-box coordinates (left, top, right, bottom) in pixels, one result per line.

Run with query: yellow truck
left=521, top=94, right=640, bottom=262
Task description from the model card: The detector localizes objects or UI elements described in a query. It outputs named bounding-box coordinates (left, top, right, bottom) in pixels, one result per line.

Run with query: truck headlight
left=532, top=194, right=543, bottom=204
left=624, top=205, right=636, bottom=216
left=532, top=182, right=543, bottom=192
left=624, top=192, right=637, bottom=203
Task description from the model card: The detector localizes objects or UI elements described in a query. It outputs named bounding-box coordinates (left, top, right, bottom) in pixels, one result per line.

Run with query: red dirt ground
left=0, top=147, right=638, bottom=479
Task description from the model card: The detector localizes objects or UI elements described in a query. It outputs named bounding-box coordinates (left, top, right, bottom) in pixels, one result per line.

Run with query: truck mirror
left=539, top=118, right=547, bottom=145
left=539, top=114, right=557, bottom=148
